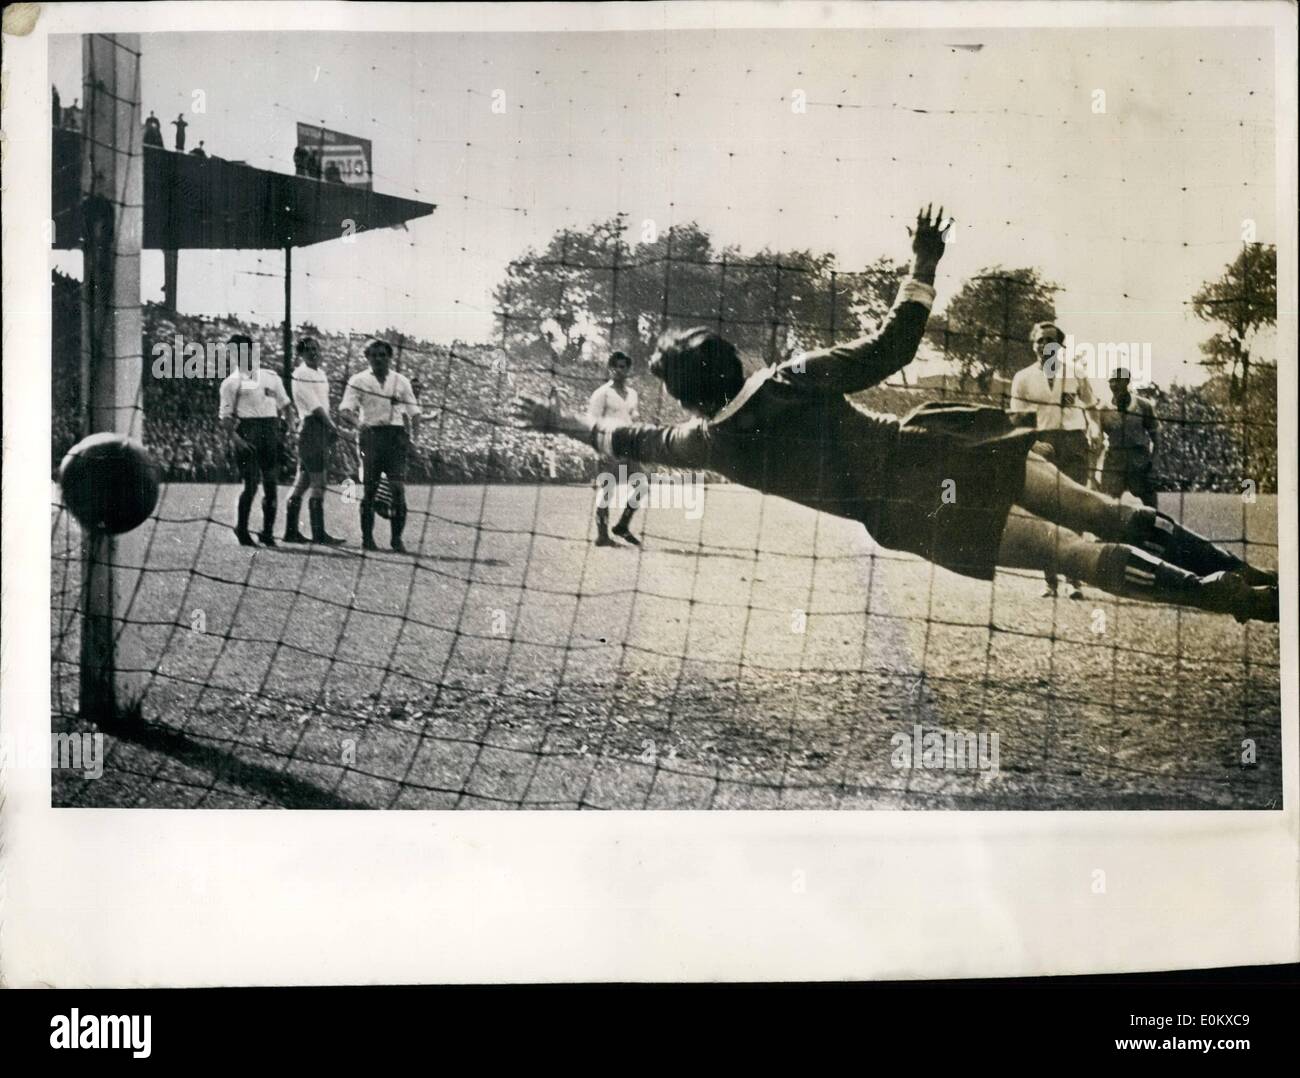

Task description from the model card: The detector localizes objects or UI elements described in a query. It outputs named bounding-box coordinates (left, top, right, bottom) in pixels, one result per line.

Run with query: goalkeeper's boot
left=1200, top=570, right=1280, bottom=624
left=1128, top=508, right=1260, bottom=581
left=283, top=496, right=309, bottom=543
left=308, top=498, right=345, bottom=546
left=1241, top=564, right=1279, bottom=588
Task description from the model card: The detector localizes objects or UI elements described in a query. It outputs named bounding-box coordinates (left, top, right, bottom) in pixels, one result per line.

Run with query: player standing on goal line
left=218, top=334, right=291, bottom=547
left=588, top=350, right=641, bottom=546
left=283, top=337, right=345, bottom=546
left=339, top=338, right=420, bottom=553
left=512, top=206, right=1278, bottom=622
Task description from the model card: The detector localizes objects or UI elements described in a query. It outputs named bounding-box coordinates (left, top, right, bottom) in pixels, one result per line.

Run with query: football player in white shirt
left=1009, top=322, right=1099, bottom=598
left=587, top=351, right=640, bottom=546
left=339, top=339, right=420, bottom=553
left=283, top=337, right=345, bottom=545
left=218, top=334, right=292, bottom=546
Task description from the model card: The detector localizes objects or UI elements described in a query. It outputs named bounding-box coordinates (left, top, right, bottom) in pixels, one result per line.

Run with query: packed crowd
left=1143, top=383, right=1277, bottom=494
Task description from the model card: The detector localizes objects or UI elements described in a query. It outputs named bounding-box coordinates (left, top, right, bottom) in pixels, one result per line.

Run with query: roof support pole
left=282, top=245, right=293, bottom=389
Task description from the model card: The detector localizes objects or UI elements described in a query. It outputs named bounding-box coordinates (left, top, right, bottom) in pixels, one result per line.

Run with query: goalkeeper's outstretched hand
left=512, top=393, right=593, bottom=445
left=907, top=204, right=952, bottom=283
left=511, top=393, right=561, bottom=433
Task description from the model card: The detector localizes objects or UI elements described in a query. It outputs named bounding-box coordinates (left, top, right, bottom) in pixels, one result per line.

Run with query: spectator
left=143, top=111, right=165, bottom=148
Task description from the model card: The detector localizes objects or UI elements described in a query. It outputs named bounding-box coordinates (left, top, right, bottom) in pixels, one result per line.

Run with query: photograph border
left=2, top=0, right=1296, bottom=985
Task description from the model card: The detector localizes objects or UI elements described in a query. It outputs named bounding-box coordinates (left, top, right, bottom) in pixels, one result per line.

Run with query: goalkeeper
left=513, top=206, right=1277, bottom=622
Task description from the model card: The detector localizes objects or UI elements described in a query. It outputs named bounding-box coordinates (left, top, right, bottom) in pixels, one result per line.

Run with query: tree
left=1191, top=243, right=1276, bottom=402
left=617, top=221, right=721, bottom=361
left=927, top=266, right=1059, bottom=388
left=841, top=256, right=911, bottom=333
left=493, top=215, right=631, bottom=368
left=494, top=218, right=906, bottom=372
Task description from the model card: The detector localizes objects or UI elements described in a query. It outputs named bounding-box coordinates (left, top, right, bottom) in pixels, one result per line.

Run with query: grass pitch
left=51, top=484, right=1281, bottom=809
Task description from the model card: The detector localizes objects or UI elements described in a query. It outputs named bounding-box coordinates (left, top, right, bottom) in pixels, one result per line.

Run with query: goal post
left=77, top=32, right=145, bottom=723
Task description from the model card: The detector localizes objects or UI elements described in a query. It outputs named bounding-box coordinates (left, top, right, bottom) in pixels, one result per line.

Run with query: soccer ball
left=59, top=432, right=162, bottom=535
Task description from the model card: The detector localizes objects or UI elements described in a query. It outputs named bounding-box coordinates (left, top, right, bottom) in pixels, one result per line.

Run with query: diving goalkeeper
left=512, top=206, right=1277, bottom=622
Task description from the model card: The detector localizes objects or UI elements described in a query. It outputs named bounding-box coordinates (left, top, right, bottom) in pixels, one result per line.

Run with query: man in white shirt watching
left=339, top=338, right=420, bottom=553
left=218, top=334, right=291, bottom=547
left=1009, top=321, right=1099, bottom=599
left=283, top=337, right=345, bottom=546
left=587, top=350, right=641, bottom=546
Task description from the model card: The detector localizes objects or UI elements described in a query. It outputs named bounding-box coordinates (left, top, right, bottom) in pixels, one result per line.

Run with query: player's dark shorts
left=593, top=456, right=644, bottom=509
left=297, top=414, right=332, bottom=473
left=869, top=402, right=1039, bottom=581
left=235, top=418, right=280, bottom=479
left=1029, top=428, right=1090, bottom=486
left=359, top=425, right=408, bottom=483
left=1098, top=452, right=1157, bottom=505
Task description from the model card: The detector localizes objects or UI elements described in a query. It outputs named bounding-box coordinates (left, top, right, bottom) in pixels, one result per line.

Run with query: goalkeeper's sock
left=1123, top=507, right=1245, bottom=577
left=1096, top=544, right=1200, bottom=606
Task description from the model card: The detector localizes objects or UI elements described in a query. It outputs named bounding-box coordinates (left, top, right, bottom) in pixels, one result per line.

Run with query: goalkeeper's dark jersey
left=598, top=285, right=1039, bottom=579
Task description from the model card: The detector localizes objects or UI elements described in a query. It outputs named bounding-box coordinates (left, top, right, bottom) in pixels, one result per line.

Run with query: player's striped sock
left=1097, top=544, right=1202, bottom=606
left=1123, top=508, right=1244, bottom=577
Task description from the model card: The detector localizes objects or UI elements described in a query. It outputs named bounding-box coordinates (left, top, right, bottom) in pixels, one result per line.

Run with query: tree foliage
left=925, top=266, right=1059, bottom=387
left=493, top=216, right=910, bottom=370
left=1191, top=243, right=1276, bottom=400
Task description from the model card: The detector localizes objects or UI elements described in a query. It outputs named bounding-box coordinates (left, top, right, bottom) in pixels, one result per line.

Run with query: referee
left=339, top=339, right=420, bottom=553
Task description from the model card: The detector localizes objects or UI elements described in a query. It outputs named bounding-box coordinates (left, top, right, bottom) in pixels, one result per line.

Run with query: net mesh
left=50, top=33, right=1282, bottom=810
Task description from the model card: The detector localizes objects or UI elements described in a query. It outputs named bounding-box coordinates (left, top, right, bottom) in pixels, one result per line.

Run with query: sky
left=50, top=26, right=1278, bottom=386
